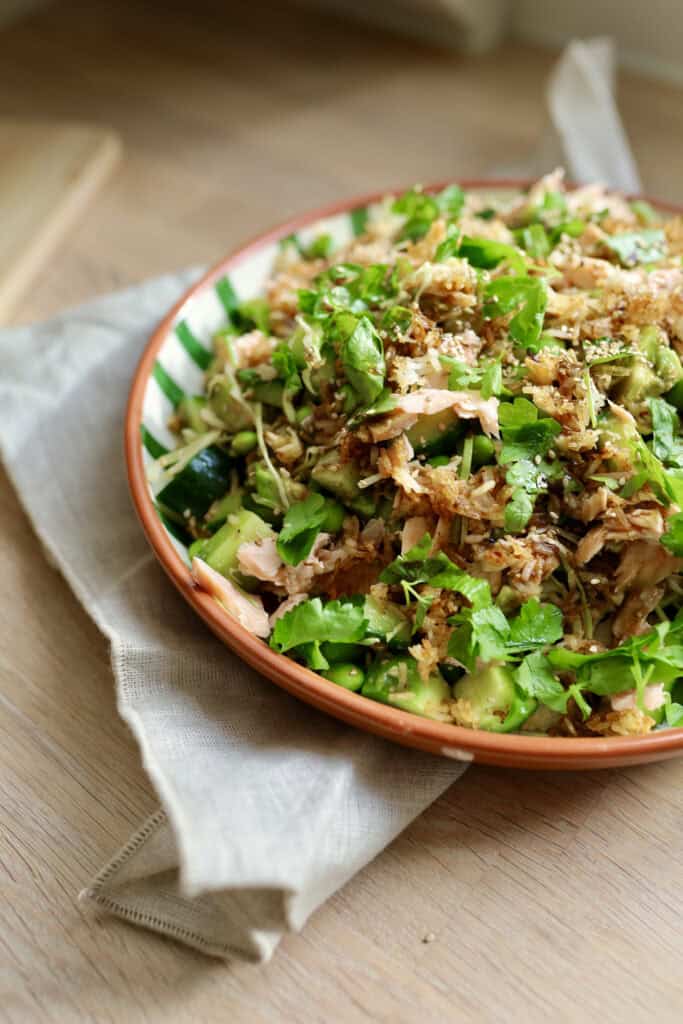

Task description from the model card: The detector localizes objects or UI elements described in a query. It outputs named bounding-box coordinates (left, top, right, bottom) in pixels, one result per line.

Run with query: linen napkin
left=0, top=36, right=641, bottom=961
left=0, top=272, right=465, bottom=961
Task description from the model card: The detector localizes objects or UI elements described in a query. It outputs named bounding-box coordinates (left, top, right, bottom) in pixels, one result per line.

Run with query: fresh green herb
left=235, top=297, right=271, bottom=333
left=458, top=237, right=527, bottom=275
left=515, top=651, right=568, bottom=710
left=381, top=534, right=492, bottom=611
left=483, top=276, right=548, bottom=349
left=448, top=597, right=563, bottom=672
left=444, top=356, right=505, bottom=397
left=649, top=397, right=683, bottom=467
left=333, top=313, right=386, bottom=407
left=515, top=223, right=550, bottom=260
left=270, top=597, right=368, bottom=670
left=604, top=229, right=666, bottom=267
left=434, top=224, right=461, bottom=261
left=276, top=492, right=333, bottom=565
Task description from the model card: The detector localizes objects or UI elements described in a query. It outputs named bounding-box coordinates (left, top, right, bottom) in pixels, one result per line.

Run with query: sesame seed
left=533, top=454, right=542, bottom=465
left=422, top=932, right=436, bottom=944
left=590, top=577, right=601, bottom=585
left=588, top=644, right=599, bottom=653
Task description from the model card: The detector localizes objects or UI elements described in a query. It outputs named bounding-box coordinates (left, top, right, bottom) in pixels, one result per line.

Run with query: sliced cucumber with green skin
left=406, top=407, right=465, bottom=456
left=453, top=665, right=536, bottom=732
left=157, top=446, right=233, bottom=519
left=362, top=656, right=451, bottom=719
left=191, top=508, right=273, bottom=583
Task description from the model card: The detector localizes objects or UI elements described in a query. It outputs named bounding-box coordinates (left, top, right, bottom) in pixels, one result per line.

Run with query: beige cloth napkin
left=0, top=37, right=639, bottom=961
left=0, top=272, right=464, bottom=961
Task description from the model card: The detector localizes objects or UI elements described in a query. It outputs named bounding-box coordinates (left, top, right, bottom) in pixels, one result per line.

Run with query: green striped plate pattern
left=140, top=205, right=366, bottom=562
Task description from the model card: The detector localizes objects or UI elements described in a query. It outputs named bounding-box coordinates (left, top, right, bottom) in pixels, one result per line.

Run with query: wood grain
left=0, top=120, right=120, bottom=321
left=1, top=2, right=682, bottom=1021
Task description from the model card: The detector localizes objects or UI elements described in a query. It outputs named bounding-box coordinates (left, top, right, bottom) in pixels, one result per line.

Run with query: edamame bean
left=324, top=663, right=365, bottom=692
left=230, top=430, right=257, bottom=456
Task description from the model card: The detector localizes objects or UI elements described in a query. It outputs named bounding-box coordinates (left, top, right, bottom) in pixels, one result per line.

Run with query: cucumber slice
left=157, top=446, right=232, bottom=519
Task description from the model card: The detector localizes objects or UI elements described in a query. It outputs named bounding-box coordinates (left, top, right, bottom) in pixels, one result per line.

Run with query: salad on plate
left=150, top=170, right=683, bottom=737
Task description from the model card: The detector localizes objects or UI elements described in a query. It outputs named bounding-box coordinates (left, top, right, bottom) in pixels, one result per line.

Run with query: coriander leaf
left=507, top=599, right=564, bottom=650
left=270, top=597, right=367, bottom=669
left=304, top=233, right=334, bottom=259
left=515, top=223, right=550, bottom=260
left=459, top=237, right=527, bottom=275
left=498, top=397, right=538, bottom=429
left=483, top=276, right=548, bottom=348
left=499, top=418, right=562, bottom=464
left=435, top=225, right=461, bottom=261
left=276, top=493, right=327, bottom=565
left=429, top=566, right=492, bottom=611
left=381, top=533, right=492, bottom=610
left=515, top=651, right=568, bottom=711
left=392, top=188, right=439, bottom=241
left=604, top=229, right=666, bottom=267
left=445, top=356, right=505, bottom=397
left=471, top=606, right=511, bottom=662
left=381, top=305, right=412, bottom=333
left=335, top=314, right=386, bottom=407
left=649, top=397, right=683, bottom=466
left=504, top=487, right=534, bottom=532
left=436, top=184, right=465, bottom=220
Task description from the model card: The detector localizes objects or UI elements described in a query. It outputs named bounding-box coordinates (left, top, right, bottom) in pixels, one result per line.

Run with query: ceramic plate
left=125, top=180, right=683, bottom=769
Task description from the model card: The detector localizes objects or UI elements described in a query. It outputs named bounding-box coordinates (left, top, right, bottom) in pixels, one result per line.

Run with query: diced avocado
left=634, top=325, right=683, bottom=394
left=205, top=480, right=243, bottom=531
left=177, top=396, right=209, bottom=434
left=251, top=379, right=284, bottom=408
left=191, top=508, right=274, bottom=584
left=638, top=325, right=661, bottom=363
left=406, top=407, right=465, bottom=456
left=453, top=665, right=536, bottom=732
left=208, top=378, right=252, bottom=431
left=655, top=347, right=683, bottom=392
left=311, top=449, right=363, bottom=504
left=243, top=462, right=307, bottom=524
left=363, top=594, right=411, bottom=647
left=613, top=359, right=658, bottom=409
left=362, top=656, right=451, bottom=719
left=157, top=446, right=233, bottom=520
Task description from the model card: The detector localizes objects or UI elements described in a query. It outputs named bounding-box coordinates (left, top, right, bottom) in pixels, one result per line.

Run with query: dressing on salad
left=152, top=170, right=683, bottom=736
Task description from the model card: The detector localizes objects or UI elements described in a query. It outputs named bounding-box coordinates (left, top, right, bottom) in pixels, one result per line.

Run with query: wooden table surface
left=2, top=3, right=682, bottom=1021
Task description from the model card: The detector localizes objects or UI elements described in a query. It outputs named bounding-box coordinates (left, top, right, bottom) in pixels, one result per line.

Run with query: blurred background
left=1, top=0, right=681, bottom=320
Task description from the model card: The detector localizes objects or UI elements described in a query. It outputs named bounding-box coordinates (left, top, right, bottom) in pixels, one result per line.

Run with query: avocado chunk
left=208, top=378, right=253, bottom=431
left=453, top=665, right=535, bottom=732
left=311, top=449, right=363, bottom=503
left=363, top=594, right=411, bottom=647
left=613, top=359, right=658, bottom=409
left=362, top=656, right=451, bottom=719
left=205, top=481, right=243, bottom=530
left=405, top=407, right=465, bottom=456
left=191, top=508, right=274, bottom=585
